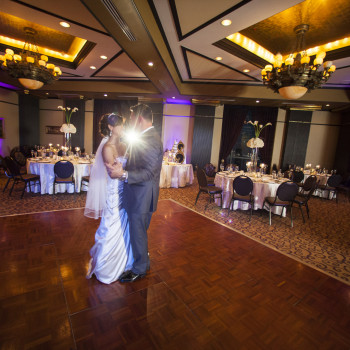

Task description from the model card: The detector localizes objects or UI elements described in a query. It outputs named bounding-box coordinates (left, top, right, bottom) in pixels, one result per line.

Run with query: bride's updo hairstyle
left=99, top=113, right=123, bottom=137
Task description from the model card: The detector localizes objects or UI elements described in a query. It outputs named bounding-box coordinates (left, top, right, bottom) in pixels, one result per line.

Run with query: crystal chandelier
left=0, top=27, right=62, bottom=90
left=261, top=24, right=336, bottom=100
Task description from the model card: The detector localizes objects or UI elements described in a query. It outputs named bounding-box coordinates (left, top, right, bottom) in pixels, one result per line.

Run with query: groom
left=107, top=104, right=163, bottom=282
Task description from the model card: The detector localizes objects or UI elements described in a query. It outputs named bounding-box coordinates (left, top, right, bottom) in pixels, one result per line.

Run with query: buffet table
left=159, top=163, right=194, bottom=188
left=214, top=172, right=290, bottom=215
left=27, top=158, right=92, bottom=194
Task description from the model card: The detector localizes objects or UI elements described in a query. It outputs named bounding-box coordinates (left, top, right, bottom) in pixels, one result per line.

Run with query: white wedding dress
left=86, top=157, right=133, bottom=284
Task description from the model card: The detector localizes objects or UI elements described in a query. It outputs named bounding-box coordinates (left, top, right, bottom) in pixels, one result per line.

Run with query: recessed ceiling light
left=60, top=22, right=70, bottom=28
left=215, top=56, right=223, bottom=61
left=100, top=55, right=107, bottom=60
left=104, top=94, right=108, bottom=97
left=256, top=100, right=260, bottom=103
left=90, top=66, right=96, bottom=70
left=221, top=19, right=232, bottom=26
left=326, top=104, right=330, bottom=106
left=148, top=62, right=154, bottom=66
left=243, top=69, right=250, bottom=73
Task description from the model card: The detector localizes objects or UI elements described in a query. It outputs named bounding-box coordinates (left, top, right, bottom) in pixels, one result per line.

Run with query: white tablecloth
left=159, top=163, right=194, bottom=188
left=214, top=172, right=290, bottom=216
left=27, top=159, right=92, bottom=194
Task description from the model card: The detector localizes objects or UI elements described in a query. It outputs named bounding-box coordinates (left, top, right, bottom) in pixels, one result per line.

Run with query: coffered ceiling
left=1, top=0, right=350, bottom=111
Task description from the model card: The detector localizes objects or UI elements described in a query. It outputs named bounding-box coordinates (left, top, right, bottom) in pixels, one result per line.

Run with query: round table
left=159, top=163, right=194, bottom=188
left=26, top=158, right=93, bottom=194
left=214, top=172, right=290, bottom=216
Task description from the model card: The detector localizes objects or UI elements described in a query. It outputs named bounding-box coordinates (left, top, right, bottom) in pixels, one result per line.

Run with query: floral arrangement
left=58, top=106, right=78, bottom=134
left=246, top=121, right=272, bottom=148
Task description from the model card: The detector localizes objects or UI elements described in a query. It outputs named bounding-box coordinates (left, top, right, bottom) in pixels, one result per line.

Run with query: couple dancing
left=84, top=104, right=163, bottom=283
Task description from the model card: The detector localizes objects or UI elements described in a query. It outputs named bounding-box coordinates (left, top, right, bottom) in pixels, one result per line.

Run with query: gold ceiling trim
left=226, top=32, right=350, bottom=63
left=0, top=35, right=86, bottom=62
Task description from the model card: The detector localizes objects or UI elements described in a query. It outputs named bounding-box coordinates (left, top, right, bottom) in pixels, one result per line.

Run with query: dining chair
left=317, top=174, right=342, bottom=203
left=203, top=163, right=216, bottom=186
left=292, top=170, right=304, bottom=187
left=299, top=175, right=317, bottom=195
left=293, top=177, right=318, bottom=223
left=263, top=181, right=299, bottom=227
left=228, top=175, right=254, bottom=220
left=195, top=168, right=222, bottom=210
left=53, top=160, right=75, bottom=194
left=4, top=156, right=40, bottom=198
left=336, top=175, right=350, bottom=203
left=80, top=175, right=90, bottom=193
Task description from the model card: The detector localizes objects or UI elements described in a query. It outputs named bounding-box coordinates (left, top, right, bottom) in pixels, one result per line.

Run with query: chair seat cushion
left=208, top=186, right=222, bottom=194
left=265, top=196, right=290, bottom=206
left=293, top=195, right=307, bottom=205
left=318, top=185, right=336, bottom=191
left=56, top=177, right=74, bottom=183
left=22, top=174, right=40, bottom=181
left=233, top=193, right=253, bottom=202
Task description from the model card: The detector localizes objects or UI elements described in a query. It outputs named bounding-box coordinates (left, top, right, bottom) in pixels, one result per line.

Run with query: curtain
left=250, top=106, right=278, bottom=170
left=219, top=105, right=249, bottom=167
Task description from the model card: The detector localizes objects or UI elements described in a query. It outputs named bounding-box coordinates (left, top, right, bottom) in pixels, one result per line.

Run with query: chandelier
left=261, top=24, right=336, bottom=100
left=0, top=27, right=62, bottom=90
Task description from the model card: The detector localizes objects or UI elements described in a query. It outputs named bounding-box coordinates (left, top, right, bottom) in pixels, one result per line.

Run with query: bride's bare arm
left=102, top=144, right=123, bottom=178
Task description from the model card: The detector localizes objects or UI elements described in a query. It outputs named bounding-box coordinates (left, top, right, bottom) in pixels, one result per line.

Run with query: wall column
left=210, top=105, right=223, bottom=169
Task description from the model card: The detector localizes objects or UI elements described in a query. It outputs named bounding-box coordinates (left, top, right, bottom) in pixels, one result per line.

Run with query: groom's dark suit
left=124, top=127, right=163, bottom=274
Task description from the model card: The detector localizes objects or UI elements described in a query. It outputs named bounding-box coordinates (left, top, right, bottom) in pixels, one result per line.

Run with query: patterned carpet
left=1, top=174, right=350, bottom=285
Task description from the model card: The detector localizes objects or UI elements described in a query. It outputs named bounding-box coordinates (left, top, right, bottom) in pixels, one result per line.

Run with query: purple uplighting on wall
left=0, top=82, right=20, bottom=90
left=165, top=99, right=192, bottom=105
left=0, top=118, right=4, bottom=156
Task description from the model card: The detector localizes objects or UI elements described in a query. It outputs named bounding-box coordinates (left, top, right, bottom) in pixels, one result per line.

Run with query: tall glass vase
left=250, top=147, right=258, bottom=173
left=64, top=132, right=72, bottom=151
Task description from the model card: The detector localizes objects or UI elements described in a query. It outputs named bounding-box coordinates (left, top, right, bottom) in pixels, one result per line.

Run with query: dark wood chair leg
left=195, top=191, right=201, bottom=205
left=298, top=203, right=305, bottom=223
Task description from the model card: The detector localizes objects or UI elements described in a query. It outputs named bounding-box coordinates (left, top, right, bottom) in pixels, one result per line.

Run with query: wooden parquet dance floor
left=1, top=199, right=350, bottom=349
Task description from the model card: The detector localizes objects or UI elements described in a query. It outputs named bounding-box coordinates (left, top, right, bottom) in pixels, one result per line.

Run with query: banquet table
left=214, top=172, right=290, bottom=216
left=159, top=163, right=194, bottom=188
left=26, top=158, right=93, bottom=194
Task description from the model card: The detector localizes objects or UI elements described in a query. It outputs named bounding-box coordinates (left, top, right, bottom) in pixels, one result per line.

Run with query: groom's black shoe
left=119, top=271, right=146, bottom=283
left=118, top=270, right=132, bottom=281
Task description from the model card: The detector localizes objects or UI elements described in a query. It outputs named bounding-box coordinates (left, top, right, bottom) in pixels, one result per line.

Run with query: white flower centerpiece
left=58, top=106, right=78, bottom=150
left=246, top=121, right=272, bottom=173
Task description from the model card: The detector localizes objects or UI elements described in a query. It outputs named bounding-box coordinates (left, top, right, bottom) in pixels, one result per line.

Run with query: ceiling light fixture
left=90, top=66, right=96, bottom=69
left=60, top=22, right=70, bottom=28
left=100, top=55, right=107, bottom=59
left=215, top=56, right=223, bottom=61
left=148, top=62, right=154, bottom=67
left=221, top=19, right=232, bottom=26
left=0, top=27, right=61, bottom=90
left=261, top=24, right=336, bottom=100
left=243, top=69, right=250, bottom=73
left=104, top=94, right=108, bottom=97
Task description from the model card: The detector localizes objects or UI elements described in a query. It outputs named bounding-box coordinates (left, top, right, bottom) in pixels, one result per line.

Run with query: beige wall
left=162, top=103, right=195, bottom=163
left=305, top=110, right=341, bottom=170
left=210, top=105, right=223, bottom=169
left=270, top=108, right=287, bottom=170
left=0, top=88, right=19, bottom=157
left=84, top=99, right=94, bottom=154
left=39, top=99, right=65, bottom=147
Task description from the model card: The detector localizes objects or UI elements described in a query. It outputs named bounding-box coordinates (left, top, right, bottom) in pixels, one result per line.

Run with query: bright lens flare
left=124, top=130, right=140, bottom=144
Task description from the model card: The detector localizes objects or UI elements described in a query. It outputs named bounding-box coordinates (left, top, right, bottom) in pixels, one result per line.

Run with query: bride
left=84, top=113, right=133, bottom=284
